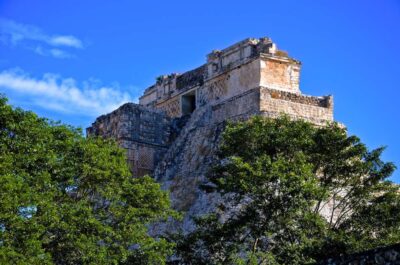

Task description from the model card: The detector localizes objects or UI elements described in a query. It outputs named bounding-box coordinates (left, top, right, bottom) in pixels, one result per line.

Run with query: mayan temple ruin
left=87, top=37, right=335, bottom=230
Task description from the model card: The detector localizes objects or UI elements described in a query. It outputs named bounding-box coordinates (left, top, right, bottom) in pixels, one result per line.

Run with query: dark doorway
left=181, top=90, right=196, bottom=115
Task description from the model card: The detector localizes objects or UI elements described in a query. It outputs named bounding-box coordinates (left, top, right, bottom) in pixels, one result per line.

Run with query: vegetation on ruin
left=156, top=75, right=165, bottom=84
left=175, top=116, right=400, bottom=265
left=0, top=95, right=178, bottom=265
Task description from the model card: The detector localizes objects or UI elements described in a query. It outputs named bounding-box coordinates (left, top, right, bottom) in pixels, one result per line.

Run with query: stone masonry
left=87, top=103, right=173, bottom=177
left=88, top=37, right=334, bottom=177
left=87, top=37, right=335, bottom=233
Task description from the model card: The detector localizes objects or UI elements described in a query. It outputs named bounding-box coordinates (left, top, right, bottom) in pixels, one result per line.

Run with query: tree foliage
left=175, top=116, right=398, bottom=265
left=0, top=96, right=177, bottom=264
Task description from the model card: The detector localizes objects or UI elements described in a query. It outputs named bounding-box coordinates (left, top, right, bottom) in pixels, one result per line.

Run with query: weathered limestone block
left=260, top=56, right=301, bottom=93
left=260, top=87, right=333, bottom=125
left=87, top=103, right=173, bottom=177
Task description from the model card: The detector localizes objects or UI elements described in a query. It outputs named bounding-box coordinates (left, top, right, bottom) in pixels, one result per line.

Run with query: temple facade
left=88, top=37, right=334, bottom=177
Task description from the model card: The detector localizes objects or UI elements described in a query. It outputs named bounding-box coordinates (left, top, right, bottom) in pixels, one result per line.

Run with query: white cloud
left=49, top=35, right=82, bottom=48
left=0, top=18, right=84, bottom=58
left=49, top=48, right=73, bottom=59
left=32, top=46, right=74, bottom=59
left=0, top=68, right=135, bottom=116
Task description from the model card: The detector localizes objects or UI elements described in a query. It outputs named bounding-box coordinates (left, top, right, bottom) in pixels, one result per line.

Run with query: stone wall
left=260, top=55, right=301, bottom=93
left=198, top=58, right=261, bottom=107
left=260, top=87, right=333, bottom=125
left=86, top=103, right=173, bottom=176
left=211, top=88, right=261, bottom=124
left=176, top=65, right=205, bottom=91
left=155, top=97, right=181, bottom=118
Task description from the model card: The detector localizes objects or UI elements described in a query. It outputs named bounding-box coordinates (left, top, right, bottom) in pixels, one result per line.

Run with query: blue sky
left=0, top=0, right=399, bottom=181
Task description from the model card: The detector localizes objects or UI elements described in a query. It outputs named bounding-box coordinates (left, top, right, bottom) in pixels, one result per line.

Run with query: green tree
left=175, top=116, right=398, bottom=265
left=0, top=95, right=177, bottom=264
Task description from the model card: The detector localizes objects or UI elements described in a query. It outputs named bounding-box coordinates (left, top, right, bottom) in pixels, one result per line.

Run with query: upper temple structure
left=87, top=37, right=334, bottom=177
left=139, top=37, right=333, bottom=121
